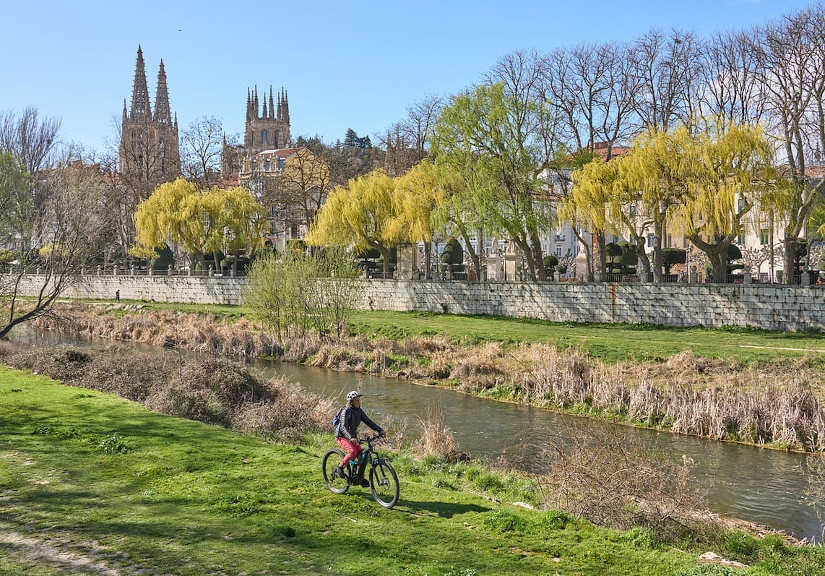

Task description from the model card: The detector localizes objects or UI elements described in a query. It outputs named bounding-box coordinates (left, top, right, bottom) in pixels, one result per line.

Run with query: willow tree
left=674, top=122, right=775, bottom=283
left=386, top=161, right=443, bottom=276
left=620, top=127, right=692, bottom=282
left=567, top=159, right=613, bottom=280
left=203, top=186, right=267, bottom=267
left=134, top=178, right=265, bottom=269
left=307, top=169, right=398, bottom=277
left=432, top=81, right=555, bottom=281
left=133, top=178, right=208, bottom=267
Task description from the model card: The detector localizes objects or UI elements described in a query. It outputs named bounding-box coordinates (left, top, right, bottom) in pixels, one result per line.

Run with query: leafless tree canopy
left=0, top=111, right=111, bottom=338
left=0, top=108, right=61, bottom=174
left=182, top=116, right=224, bottom=186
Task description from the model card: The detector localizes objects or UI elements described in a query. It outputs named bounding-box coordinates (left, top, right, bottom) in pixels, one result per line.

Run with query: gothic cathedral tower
left=221, top=85, right=291, bottom=178
left=119, top=46, right=180, bottom=192
left=244, top=85, right=290, bottom=152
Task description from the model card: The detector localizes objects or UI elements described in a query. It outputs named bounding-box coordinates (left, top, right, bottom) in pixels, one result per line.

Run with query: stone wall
left=10, top=274, right=825, bottom=331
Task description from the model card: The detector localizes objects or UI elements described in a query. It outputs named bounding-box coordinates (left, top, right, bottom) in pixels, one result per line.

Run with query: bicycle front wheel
left=369, top=460, right=399, bottom=508
left=322, top=449, right=350, bottom=494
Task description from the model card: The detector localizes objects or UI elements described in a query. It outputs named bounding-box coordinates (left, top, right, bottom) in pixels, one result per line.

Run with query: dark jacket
left=335, top=405, right=382, bottom=440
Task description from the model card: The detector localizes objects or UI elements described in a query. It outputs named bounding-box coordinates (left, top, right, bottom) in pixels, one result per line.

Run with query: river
left=8, top=327, right=823, bottom=541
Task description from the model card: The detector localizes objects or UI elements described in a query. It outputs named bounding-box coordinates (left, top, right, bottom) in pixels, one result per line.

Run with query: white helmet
left=346, top=390, right=362, bottom=403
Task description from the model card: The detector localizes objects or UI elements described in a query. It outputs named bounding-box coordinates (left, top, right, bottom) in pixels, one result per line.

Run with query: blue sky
left=0, top=0, right=813, bottom=152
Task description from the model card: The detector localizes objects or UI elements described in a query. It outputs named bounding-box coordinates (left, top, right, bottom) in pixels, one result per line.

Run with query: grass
left=4, top=366, right=820, bottom=576
left=63, top=297, right=825, bottom=364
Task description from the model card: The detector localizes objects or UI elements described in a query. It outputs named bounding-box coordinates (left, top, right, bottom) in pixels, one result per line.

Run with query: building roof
left=255, top=147, right=300, bottom=159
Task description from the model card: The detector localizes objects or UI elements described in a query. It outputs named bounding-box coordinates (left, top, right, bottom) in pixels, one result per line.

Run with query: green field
left=68, top=298, right=825, bottom=364
left=4, top=365, right=820, bottom=575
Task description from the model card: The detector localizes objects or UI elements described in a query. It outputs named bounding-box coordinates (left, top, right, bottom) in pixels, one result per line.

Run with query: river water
left=8, top=327, right=824, bottom=541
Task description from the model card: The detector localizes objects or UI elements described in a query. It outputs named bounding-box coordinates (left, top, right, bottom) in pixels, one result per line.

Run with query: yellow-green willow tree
left=619, top=127, right=693, bottom=282
left=133, top=178, right=265, bottom=269
left=307, top=170, right=399, bottom=277
left=673, top=121, right=775, bottom=282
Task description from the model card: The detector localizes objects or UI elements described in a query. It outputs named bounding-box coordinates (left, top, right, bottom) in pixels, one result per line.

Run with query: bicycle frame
left=349, top=437, right=382, bottom=483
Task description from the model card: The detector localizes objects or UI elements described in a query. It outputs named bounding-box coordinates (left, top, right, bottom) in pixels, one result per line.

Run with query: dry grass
left=1, top=344, right=332, bottom=441
left=544, top=426, right=710, bottom=539
left=415, top=404, right=461, bottom=462
left=28, top=302, right=825, bottom=451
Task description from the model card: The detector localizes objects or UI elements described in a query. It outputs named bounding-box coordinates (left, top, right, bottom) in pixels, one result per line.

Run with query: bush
left=244, top=248, right=362, bottom=339
left=4, top=346, right=333, bottom=441
left=543, top=254, right=559, bottom=278
left=661, top=248, right=687, bottom=275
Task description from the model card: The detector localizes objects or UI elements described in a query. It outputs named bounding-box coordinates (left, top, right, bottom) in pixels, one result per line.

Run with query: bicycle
left=322, top=434, right=400, bottom=509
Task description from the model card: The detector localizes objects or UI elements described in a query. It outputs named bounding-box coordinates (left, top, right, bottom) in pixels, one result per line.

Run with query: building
left=221, top=85, right=291, bottom=179
left=119, top=46, right=180, bottom=189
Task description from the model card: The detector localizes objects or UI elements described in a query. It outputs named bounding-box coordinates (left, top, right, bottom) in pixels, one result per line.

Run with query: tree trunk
left=783, top=237, right=796, bottom=285
left=652, top=223, right=663, bottom=283
left=529, top=229, right=545, bottom=281
left=596, top=231, right=606, bottom=280
left=424, top=241, right=431, bottom=280
left=710, top=249, right=727, bottom=283
left=635, top=236, right=651, bottom=282
left=381, top=247, right=391, bottom=279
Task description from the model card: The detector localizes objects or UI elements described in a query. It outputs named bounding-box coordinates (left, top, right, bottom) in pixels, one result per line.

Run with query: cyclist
left=333, top=390, right=384, bottom=482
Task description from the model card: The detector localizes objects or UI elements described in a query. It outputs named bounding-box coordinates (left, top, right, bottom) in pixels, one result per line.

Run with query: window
left=555, top=245, right=562, bottom=257
left=260, top=130, right=268, bottom=146
left=738, top=198, right=746, bottom=213
left=629, top=204, right=636, bottom=217
left=738, top=233, right=745, bottom=245
left=666, top=234, right=672, bottom=248
left=647, top=234, right=654, bottom=248
left=760, top=229, right=769, bottom=246
left=264, top=158, right=270, bottom=171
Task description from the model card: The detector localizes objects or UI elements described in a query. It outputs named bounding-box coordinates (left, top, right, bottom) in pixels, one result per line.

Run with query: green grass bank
left=2, top=366, right=823, bottom=575
left=67, top=297, right=825, bottom=365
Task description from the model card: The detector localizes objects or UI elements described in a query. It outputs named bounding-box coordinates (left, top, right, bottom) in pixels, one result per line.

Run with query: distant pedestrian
left=115, top=289, right=120, bottom=302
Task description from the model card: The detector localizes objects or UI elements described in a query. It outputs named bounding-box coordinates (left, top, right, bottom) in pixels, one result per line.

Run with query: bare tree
left=279, top=147, right=331, bottom=234
left=0, top=108, right=61, bottom=173
left=1, top=150, right=105, bottom=338
left=402, top=96, right=442, bottom=162
left=182, top=116, right=224, bottom=186
left=630, top=29, right=700, bottom=132
left=697, top=31, right=766, bottom=126
left=753, top=7, right=825, bottom=283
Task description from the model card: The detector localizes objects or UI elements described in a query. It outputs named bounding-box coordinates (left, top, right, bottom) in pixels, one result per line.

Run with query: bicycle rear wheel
left=322, top=449, right=350, bottom=494
left=369, top=460, right=399, bottom=508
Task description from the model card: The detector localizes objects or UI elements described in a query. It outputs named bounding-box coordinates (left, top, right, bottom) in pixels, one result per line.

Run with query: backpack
left=332, top=406, right=345, bottom=429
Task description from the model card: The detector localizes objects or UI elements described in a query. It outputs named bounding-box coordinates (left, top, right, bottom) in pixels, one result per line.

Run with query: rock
left=699, top=551, right=748, bottom=569
left=512, top=501, right=535, bottom=510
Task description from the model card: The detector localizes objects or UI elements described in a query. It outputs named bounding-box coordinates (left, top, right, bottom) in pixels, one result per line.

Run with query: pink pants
left=337, top=437, right=362, bottom=466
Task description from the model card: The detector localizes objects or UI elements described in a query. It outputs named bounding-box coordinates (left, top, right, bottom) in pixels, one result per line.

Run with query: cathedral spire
left=282, top=87, right=289, bottom=124
left=154, top=59, right=171, bottom=124
left=129, top=45, right=151, bottom=121
left=253, top=86, right=259, bottom=119
left=122, top=99, right=128, bottom=124
left=246, top=88, right=252, bottom=122
left=262, top=97, right=268, bottom=119
left=269, top=86, right=275, bottom=120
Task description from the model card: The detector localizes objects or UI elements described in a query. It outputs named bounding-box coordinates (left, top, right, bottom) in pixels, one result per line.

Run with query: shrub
left=544, top=426, right=706, bottom=538
left=4, top=346, right=333, bottom=442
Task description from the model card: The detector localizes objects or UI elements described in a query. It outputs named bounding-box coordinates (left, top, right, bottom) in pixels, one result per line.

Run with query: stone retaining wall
left=10, top=274, right=825, bottom=331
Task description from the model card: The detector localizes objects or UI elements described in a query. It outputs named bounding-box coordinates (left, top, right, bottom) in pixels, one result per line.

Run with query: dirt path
left=0, top=528, right=123, bottom=576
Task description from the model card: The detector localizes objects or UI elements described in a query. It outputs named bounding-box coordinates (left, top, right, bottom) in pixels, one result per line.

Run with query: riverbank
left=27, top=300, right=825, bottom=453
left=2, top=365, right=823, bottom=575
